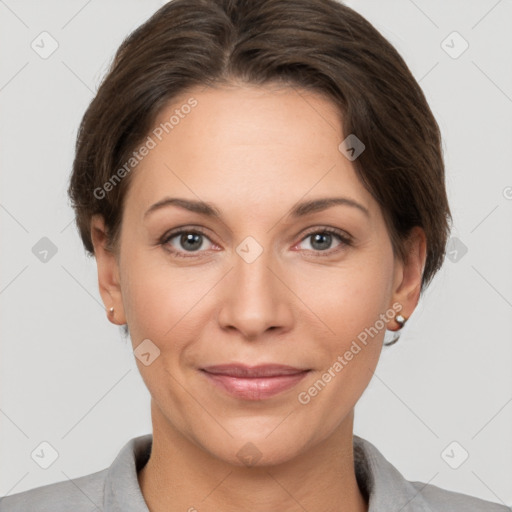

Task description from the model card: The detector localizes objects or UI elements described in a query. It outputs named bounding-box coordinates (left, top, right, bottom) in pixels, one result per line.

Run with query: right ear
left=90, top=214, right=126, bottom=325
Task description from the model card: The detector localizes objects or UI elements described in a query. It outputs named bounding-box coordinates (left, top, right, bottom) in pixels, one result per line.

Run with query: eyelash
left=159, top=226, right=353, bottom=259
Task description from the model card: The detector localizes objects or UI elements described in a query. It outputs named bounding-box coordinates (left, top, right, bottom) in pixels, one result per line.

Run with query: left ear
left=388, top=226, right=427, bottom=328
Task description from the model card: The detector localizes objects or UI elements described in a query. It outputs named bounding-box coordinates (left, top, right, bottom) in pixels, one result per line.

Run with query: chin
left=195, top=426, right=311, bottom=469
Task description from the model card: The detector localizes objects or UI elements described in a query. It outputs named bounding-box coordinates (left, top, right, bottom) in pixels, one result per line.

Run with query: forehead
left=124, top=84, right=376, bottom=221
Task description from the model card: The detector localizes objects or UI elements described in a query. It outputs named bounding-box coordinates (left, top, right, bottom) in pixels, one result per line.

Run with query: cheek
left=293, top=262, right=389, bottom=428
left=120, top=251, right=220, bottom=378
left=296, top=250, right=394, bottom=340
left=120, top=246, right=198, bottom=335
left=291, top=248, right=393, bottom=407
left=120, top=259, right=197, bottom=397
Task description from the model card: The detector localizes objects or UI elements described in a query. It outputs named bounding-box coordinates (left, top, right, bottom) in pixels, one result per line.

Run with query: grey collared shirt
left=1, top=434, right=509, bottom=511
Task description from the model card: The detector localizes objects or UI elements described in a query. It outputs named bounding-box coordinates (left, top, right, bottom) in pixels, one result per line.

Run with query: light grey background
left=1, top=0, right=511, bottom=505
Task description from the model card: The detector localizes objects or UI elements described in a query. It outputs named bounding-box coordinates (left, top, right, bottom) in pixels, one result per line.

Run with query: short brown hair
left=68, top=0, right=452, bottom=295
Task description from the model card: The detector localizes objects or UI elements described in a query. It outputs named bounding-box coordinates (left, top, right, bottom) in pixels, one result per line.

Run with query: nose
left=216, top=244, right=294, bottom=341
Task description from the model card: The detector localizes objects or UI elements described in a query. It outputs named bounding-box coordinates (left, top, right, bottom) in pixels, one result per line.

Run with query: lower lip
left=201, top=370, right=310, bottom=400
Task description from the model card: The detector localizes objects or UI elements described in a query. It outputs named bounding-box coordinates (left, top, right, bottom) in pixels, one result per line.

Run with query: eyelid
left=299, top=226, right=353, bottom=243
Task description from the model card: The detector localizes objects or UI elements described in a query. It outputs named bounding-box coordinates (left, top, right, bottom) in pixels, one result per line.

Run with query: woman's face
left=92, top=84, right=424, bottom=466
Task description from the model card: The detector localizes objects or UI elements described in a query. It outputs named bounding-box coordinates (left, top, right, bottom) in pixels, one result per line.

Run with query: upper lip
left=201, top=364, right=310, bottom=378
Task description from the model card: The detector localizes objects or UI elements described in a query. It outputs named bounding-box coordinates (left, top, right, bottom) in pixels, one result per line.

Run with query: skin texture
left=91, top=83, right=427, bottom=512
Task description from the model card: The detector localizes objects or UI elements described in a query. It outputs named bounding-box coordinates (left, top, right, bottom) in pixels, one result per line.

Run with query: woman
left=1, top=0, right=508, bottom=510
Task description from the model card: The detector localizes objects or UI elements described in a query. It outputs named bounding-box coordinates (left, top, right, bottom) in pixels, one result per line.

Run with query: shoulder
left=0, top=434, right=152, bottom=512
left=409, top=480, right=511, bottom=512
left=0, top=468, right=108, bottom=512
left=353, top=435, right=510, bottom=511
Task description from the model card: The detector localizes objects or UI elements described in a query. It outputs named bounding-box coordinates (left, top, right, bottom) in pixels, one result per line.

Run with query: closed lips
left=201, top=365, right=310, bottom=378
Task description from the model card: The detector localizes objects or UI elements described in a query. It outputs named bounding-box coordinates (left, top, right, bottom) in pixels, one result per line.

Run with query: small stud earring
left=108, top=306, right=114, bottom=315
left=395, top=314, right=407, bottom=328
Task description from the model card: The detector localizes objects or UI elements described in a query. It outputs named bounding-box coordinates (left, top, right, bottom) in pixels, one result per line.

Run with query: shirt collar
left=353, top=434, right=432, bottom=510
left=104, top=433, right=152, bottom=512
left=104, top=433, right=431, bottom=511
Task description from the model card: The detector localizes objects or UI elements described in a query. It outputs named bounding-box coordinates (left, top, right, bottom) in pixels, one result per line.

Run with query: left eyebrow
left=143, top=196, right=370, bottom=221
left=288, top=197, right=370, bottom=218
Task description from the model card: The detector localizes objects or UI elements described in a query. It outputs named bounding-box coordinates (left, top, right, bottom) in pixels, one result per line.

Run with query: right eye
left=160, top=228, right=216, bottom=258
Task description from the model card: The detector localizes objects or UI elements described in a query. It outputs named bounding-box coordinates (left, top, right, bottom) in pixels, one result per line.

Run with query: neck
left=138, top=402, right=368, bottom=512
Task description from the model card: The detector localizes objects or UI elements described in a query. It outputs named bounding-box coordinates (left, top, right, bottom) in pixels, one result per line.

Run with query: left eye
left=297, top=229, right=352, bottom=254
